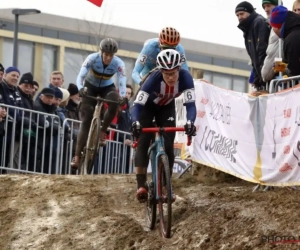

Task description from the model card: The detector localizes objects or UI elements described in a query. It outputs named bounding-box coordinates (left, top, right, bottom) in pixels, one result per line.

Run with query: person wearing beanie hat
left=2, top=66, right=20, bottom=87
left=5, top=66, right=20, bottom=75
left=67, top=83, right=81, bottom=107
left=53, top=87, right=63, bottom=107
left=270, top=5, right=288, bottom=29
left=261, top=0, right=283, bottom=83
left=270, top=6, right=300, bottom=77
left=18, top=73, right=35, bottom=109
left=262, top=0, right=281, bottom=18
left=235, top=1, right=255, bottom=15
left=236, top=1, right=270, bottom=93
left=67, top=83, right=79, bottom=96
left=58, top=87, right=70, bottom=104
left=0, top=63, right=4, bottom=82
left=19, top=72, right=34, bottom=85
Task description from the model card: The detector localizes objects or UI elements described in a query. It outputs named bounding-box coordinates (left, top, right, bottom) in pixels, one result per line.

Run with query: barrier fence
left=0, top=103, right=134, bottom=175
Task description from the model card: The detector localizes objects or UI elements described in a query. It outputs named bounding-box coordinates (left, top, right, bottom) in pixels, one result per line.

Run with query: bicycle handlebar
left=132, top=127, right=192, bottom=148
left=83, top=94, right=122, bottom=105
left=81, top=87, right=124, bottom=105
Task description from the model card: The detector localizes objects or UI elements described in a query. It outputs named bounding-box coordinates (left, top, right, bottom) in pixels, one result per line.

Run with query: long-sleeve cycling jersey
left=131, top=69, right=196, bottom=123
left=76, top=52, right=126, bottom=97
left=132, top=38, right=189, bottom=85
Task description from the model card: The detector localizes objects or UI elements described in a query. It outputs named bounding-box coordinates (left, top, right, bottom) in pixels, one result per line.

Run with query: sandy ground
left=0, top=171, right=300, bottom=250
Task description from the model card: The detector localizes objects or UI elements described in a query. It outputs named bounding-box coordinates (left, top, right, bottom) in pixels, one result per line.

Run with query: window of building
left=203, top=71, right=212, bottom=82
left=42, top=45, right=58, bottom=87
left=233, top=76, right=247, bottom=93
left=2, top=38, right=34, bottom=75
left=212, top=73, right=232, bottom=89
left=233, top=60, right=252, bottom=71
left=64, top=48, right=90, bottom=85
left=212, top=57, right=233, bottom=68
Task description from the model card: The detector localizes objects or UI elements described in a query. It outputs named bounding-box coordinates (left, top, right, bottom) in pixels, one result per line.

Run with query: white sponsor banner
left=192, top=80, right=300, bottom=186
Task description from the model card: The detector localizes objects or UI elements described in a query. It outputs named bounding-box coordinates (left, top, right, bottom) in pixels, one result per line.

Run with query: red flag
left=87, top=0, right=103, bottom=7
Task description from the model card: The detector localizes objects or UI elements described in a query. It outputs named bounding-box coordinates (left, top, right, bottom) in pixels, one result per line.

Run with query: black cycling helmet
left=99, top=38, right=118, bottom=54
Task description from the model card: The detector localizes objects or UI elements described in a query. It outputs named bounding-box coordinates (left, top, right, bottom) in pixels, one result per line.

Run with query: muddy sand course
left=0, top=168, right=300, bottom=250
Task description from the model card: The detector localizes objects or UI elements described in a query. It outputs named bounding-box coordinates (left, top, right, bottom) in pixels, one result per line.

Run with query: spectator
left=0, top=63, right=4, bottom=82
left=261, top=0, right=283, bottom=83
left=65, top=83, right=80, bottom=172
left=66, top=83, right=80, bottom=122
left=293, top=0, right=300, bottom=14
left=56, top=87, right=70, bottom=174
left=17, top=72, right=37, bottom=171
left=49, top=71, right=64, bottom=88
left=98, top=85, right=133, bottom=174
left=56, top=87, right=70, bottom=124
left=34, top=87, right=59, bottom=173
left=0, top=87, right=7, bottom=171
left=0, top=66, right=23, bottom=169
left=32, top=80, right=39, bottom=99
left=270, top=6, right=300, bottom=78
left=236, top=1, right=270, bottom=95
left=126, top=84, right=134, bottom=107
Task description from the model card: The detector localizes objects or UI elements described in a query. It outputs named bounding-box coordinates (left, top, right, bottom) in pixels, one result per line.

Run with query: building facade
left=0, top=9, right=251, bottom=92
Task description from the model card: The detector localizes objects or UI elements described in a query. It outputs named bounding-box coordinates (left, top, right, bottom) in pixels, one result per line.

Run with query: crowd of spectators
left=0, top=64, right=134, bottom=174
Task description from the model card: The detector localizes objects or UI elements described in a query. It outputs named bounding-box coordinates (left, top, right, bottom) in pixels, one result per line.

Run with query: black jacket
left=283, top=11, right=300, bottom=77
left=0, top=80, right=24, bottom=122
left=17, top=86, right=37, bottom=128
left=33, top=98, right=59, bottom=137
left=238, top=12, right=270, bottom=82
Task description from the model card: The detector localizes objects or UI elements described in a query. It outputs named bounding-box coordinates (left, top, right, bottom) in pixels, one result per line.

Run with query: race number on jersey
left=139, top=55, right=147, bottom=65
left=180, top=54, right=186, bottom=63
left=183, top=89, right=195, bottom=103
left=135, top=90, right=149, bottom=105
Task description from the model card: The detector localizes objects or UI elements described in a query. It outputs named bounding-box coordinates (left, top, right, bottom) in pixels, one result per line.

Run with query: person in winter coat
left=261, top=0, right=283, bottom=82
left=236, top=1, right=270, bottom=93
left=270, top=5, right=300, bottom=78
left=17, top=72, right=38, bottom=171
left=0, top=66, right=24, bottom=169
left=34, top=87, right=60, bottom=173
left=0, top=63, right=4, bottom=82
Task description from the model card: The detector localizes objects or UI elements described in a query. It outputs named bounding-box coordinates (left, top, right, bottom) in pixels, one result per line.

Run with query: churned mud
left=0, top=171, right=299, bottom=250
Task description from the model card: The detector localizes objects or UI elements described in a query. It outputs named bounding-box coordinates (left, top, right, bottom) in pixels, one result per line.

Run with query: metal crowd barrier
left=0, top=104, right=134, bottom=175
left=0, top=103, right=61, bottom=174
left=268, top=75, right=300, bottom=93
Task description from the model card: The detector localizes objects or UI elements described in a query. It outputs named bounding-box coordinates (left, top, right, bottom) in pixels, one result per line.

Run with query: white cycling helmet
left=156, top=49, right=181, bottom=70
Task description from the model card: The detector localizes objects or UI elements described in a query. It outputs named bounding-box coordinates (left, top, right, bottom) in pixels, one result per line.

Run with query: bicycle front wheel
left=79, top=117, right=101, bottom=175
left=145, top=180, right=156, bottom=230
left=158, top=154, right=172, bottom=238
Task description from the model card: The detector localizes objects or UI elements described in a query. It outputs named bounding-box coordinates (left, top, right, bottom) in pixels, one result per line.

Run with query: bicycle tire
left=158, top=154, right=172, bottom=238
left=79, top=117, right=101, bottom=175
left=145, top=181, right=156, bottom=230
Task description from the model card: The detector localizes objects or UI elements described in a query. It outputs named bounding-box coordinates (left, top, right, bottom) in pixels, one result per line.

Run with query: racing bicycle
left=132, top=125, right=192, bottom=238
left=78, top=87, right=123, bottom=175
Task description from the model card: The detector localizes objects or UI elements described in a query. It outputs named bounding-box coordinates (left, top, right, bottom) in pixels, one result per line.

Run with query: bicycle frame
left=132, top=127, right=191, bottom=238
left=143, top=127, right=191, bottom=200
left=78, top=90, right=123, bottom=175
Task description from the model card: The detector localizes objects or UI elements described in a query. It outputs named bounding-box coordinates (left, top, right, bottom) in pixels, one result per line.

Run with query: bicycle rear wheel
left=145, top=181, right=156, bottom=230
left=157, top=154, right=172, bottom=238
left=79, top=117, right=101, bottom=175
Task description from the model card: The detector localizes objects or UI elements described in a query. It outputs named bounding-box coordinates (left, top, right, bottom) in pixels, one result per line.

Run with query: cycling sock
left=136, top=174, right=147, bottom=189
